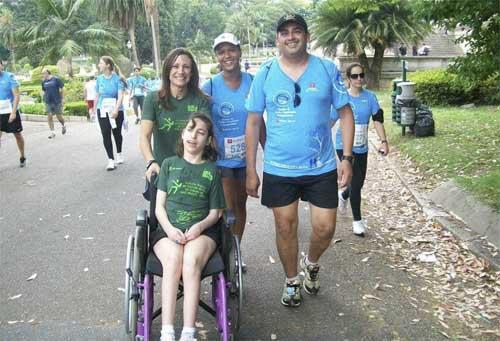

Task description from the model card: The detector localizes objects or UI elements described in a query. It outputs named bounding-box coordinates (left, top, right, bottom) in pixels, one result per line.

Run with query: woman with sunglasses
left=332, top=62, right=389, bottom=236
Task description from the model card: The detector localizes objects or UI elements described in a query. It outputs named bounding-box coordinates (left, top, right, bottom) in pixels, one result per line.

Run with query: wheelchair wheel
left=124, top=235, right=137, bottom=336
left=228, top=235, right=243, bottom=336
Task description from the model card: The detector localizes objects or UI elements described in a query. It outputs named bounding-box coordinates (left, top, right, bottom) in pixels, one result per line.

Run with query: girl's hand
left=378, top=141, right=389, bottom=156
left=184, top=223, right=203, bottom=242
left=166, top=226, right=186, bottom=245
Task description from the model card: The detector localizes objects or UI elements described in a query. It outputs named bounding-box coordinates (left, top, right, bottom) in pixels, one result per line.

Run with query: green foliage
left=409, top=69, right=500, bottom=105
left=19, top=85, right=42, bottom=102
left=140, top=66, right=156, bottom=79
left=20, top=103, right=44, bottom=115
left=64, top=80, right=85, bottom=103
left=30, top=65, right=63, bottom=83
left=414, top=0, right=500, bottom=84
left=210, top=65, right=220, bottom=75
left=63, top=101, right=88, bottom=116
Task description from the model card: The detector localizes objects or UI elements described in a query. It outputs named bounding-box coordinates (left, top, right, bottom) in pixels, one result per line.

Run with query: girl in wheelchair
left=152, top=113, right=225, bottom=341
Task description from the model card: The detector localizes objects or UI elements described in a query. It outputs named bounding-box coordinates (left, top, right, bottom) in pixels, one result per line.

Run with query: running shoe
left=135, top=117, right=141, bottom=125
left=160, top=333, right=176, bottom=341
left=281, top=279, right=302, bottom=307
left=338, top=190, right=347, bottom=214
left=62, top=125, right=66, bottom=135
left=106, top=159, right=116, bottom=171
left=48, top=132, right=56, bottom=139
left=300, top=256, right=320, bottom=295
left=116, top=153, right=124, bottom=164
left=20, top=157, right=26, bottom=168
left=352, top=220, right=366, bottom=236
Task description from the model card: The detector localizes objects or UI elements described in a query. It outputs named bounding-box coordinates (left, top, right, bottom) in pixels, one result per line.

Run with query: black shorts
left=0, top=111, right=23, bottom=133
left=132, top=96, right=145, bottom=111
left=262, top=170, right=339, bottom=209
left=218, top=166, right=246, bottom=179
left=150, top=219, right=222, bottom=248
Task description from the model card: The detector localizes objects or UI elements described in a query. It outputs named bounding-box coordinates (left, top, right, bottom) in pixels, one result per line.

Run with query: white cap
left=213, top=33, right=240, bottom=50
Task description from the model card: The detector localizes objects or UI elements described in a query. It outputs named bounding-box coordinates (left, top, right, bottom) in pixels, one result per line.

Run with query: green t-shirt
left=142, top=91, right=210, bottom=165
left=157, top=156, right=226, bottom=231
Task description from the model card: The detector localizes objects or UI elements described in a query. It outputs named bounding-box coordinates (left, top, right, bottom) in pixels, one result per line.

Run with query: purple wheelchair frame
left=125, top=177, right=240, bottom=341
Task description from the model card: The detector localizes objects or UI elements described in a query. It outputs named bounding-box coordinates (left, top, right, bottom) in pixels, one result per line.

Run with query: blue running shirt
left=95, top=73, right=125, bottom=111
left=202, top=72, right=253, bottom=168
left=333, top=89, right=380, bottom=154
left=246, top=56, right=349, bottom=176
left=0, top=71, right=19, bottom=104
left=127, top=76, right=147, bottom=97
left=41, top=77, right=64, bottom=104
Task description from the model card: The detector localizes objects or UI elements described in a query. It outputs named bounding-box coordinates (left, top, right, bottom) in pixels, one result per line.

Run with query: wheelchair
left=123, top=176, right=243, bottom=341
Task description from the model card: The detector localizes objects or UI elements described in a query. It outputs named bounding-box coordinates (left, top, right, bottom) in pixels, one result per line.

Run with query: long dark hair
left=158, top=48, right=206, bottom=110
left=176, top=113, right=218, bottom=162
left=100, top=56, right=128, bottom=89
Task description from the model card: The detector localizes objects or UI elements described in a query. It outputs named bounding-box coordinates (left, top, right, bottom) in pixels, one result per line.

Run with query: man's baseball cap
left=213, top=33, right=240, bottom=50
left=276, top=13, right=308, bottom=33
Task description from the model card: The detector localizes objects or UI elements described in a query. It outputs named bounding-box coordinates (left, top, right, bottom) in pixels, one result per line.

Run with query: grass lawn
left=374, top=91, right=500, bottom=211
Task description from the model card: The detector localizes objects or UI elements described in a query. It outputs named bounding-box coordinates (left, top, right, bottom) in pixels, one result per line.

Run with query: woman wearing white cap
left=202, top=33, right=265, bottom=271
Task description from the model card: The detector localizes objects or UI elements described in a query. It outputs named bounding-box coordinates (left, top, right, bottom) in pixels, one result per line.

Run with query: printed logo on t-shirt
left=274, top=90, right=292, bottom=107
left=333, top=72, right=347, bottom=95
left=219, top=102, right=234, bottom=116
left=202, top=170, right=213, bottom=181
left=160, top=116, right=174, bottom=131
left=306, top=82, right=319, bottom=93
left=187, top=104, right=198, bottom=112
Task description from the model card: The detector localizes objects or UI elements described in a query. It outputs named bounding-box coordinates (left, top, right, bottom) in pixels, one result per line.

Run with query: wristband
left=341, top=155, right=354, bottom=163
left=146, top=159, right=158, bottom=170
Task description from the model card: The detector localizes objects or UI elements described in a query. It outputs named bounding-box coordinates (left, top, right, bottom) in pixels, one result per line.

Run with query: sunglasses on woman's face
left=349, top=73, right=365, bottom=80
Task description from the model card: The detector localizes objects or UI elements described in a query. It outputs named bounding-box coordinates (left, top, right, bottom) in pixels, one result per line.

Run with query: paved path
left=1, top=120, right=496, bottom=340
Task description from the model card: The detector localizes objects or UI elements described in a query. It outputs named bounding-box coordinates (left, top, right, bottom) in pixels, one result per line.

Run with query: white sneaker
left=48, top=132, right=56, bottom=139
left=106, top=159, right=116, bottom=171
left=338, top=191, right=347, bottom=214
left=353, top=220, right=366, bottom=236
left=116, top=153, right=124, bottom=164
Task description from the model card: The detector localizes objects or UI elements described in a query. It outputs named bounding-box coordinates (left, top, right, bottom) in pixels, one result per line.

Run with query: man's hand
left=246, top=170, right=260, bottom=198
left=378, top=142, right=389, bottom=156
left=338, top=160, right=353, bottom=188
left=146, top=162, right=160, bottom=182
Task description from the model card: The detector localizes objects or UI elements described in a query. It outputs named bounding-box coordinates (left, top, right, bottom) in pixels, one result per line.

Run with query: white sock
left=160, top=325, right=175, bottom=340
left=305, top=256, right=319, bottom=267
left=181, top=326, right=196, bottom=338
left=286, top=275, right=300, bottom=284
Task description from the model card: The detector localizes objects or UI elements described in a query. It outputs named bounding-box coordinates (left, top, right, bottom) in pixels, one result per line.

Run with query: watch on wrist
left=341, top=155, right=354, bottom=163
left=146, top=159, right=158, bottom=170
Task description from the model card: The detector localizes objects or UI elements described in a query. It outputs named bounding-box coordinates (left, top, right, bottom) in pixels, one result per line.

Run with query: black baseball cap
left=276, top=13, right=308, bottom=33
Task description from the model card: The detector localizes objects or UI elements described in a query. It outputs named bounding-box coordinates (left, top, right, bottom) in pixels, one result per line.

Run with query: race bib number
left=109, top=117, right=117, bottom=129
left=133, top=87, right=143, bottom=96
left=224, top=135, right=246, bottom=160
left=101, top=98, right=116, bottom=115
left=0, top=100, right=13, bottom=114
left=354, top=124, right=368, bottom=148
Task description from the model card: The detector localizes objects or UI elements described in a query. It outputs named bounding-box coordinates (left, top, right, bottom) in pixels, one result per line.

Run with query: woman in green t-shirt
left=153, top=113, right=225, bottom=341
left=140, top=48, right=210, bottom=180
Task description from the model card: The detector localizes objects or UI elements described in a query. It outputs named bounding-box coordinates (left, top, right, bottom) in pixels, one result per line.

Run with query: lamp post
left=126, top=40, right=132, bottom=66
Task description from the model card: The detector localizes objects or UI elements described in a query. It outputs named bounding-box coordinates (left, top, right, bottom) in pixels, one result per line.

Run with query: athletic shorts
left=132, top=96, right=145, bottom=111
left=86, top=100, right=94, bottom=109
left=218, top=166, right=246, bottom=179
left=262, top=170, right=338, bottom=209
left=0, top=111, right=23, bottom=133
left=150, top=219, right=221, bottom=248
left=45, top=102, right=63, bottom=114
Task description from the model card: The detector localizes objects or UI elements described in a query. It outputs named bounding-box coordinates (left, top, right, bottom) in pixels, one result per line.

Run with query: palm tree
left=0, top=8, right=18, bottom=70
left=24, top=0, right=123, bottom=77
left=144, top=0, right=160, bottom=76
left=98, top=0, right=144, bottom=67
left=313, top=0, right=430, bottom=88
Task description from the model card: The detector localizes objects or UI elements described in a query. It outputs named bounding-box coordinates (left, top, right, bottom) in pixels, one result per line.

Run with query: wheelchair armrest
left=223, top=210, right=235, bottom=228
left=136, top=209, right=148, bottom=227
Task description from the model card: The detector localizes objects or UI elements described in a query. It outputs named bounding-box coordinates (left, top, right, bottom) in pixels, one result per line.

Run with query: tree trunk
left=367, top=44, right=385, bottom=89
left=67, top=56, right=73, bottom=78
left=10, top=47, right=16, bottom=72
left=128, top=24, right=140, bottom=67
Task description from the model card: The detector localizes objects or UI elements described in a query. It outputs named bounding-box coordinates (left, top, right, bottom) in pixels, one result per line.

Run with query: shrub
left=140, top=66, right=156, bottom=79
left=19, top=84, right=42, bottom=102
left=64, top=80, right=84, bottom=103
left=30, top=65, right=65, bottom=83
left=64, top=101, right=87, bottom=116
left=210, top=65, right=220, bottom=75
left=408, top=69, right=499, bottom=105
left=20, top=103, right=44, bottom=115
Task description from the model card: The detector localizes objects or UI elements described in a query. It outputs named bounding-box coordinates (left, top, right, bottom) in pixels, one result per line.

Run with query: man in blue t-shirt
left=0, top=59, right=26, bottom=167
left=245, top=14, right=355, bottom=307
left=127, top=67, right=147, bottom=124
left=41, top=69, right=66, bottom=139
left=201, top=33, right=266, bottom=272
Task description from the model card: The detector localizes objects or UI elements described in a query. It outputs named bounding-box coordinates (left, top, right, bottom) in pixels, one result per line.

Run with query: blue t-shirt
left=333, top=89, right=380, bottom=154
left=201, top=72, right=253, bottom=168
left=96, top=73, right=125, bottom=110
left=0, top=71, right=19, bottom=105
left=246, top=55, right=349, bottom=177
left=127, top=75, right=147, bottom=97
left=41, top=76, right=64, bottom=104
